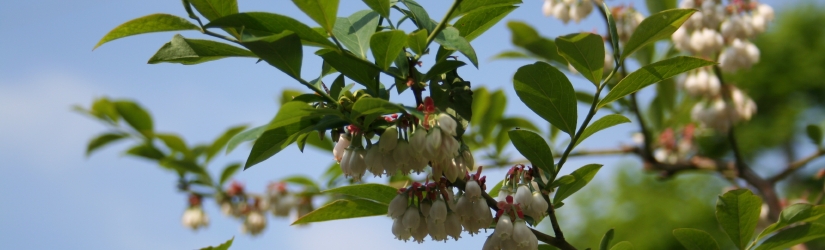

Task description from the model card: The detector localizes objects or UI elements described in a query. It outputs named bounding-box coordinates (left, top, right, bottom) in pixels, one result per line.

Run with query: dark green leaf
left=622, top=9, right=696, bottom=60
left=370, top=30, right=408, bottom=70
left=479, top=90, right=507, bottom=142
left=716, top=189, right=762, bottom=250
left=673, top=228, right=721, bottom=250
left=317, top=49, right=380, bottom=90
left=424, top=60, right=466, bottom=81
left=199, top=237, right=234, bottom=250
left=114, top=101, right=154, bottom=138
left=506, top=21, right=565, bottom=65
left=600, top=228, right=615, bottom=250
left=434, top=27, right=478, bottom=67
left=292, top=0, right=339, bottom=33
left=86, top=133, right=127, bottom=156
left=758, top=204, right=825, bottom=239
left=219, top=163, right=241, bottom=186
left=646, top=0, right=677, bottom=14
left=449, top=0, right=522, bottom=20
left=806, top=124, right=823, bottom=145
left=488, top=179, right=505, bottom=198
left=189, top=0, right=238, bottom=21
left=508, top=129, right=555, bottom=182
left=243, top=33, right=303, bottom=78
left=323, top=183, right=398, bottom=204
left=549, top=175, right=575, bottom=189
left=513, top=61, right=577, bottom=135
left=602, top=1, right=620, bottom=61
left=553, top=164, right=602, bottom=206
left=245, top=101, right=321, bottom=169
left=148, top=34, right=255, bottom=65
left=401, top=0, right=435, bottom=33
left=226, top=125, right=267, bottom=154
left=407, top=29, right=428, bottom=56
left=156, top=133, right=189, bottom=154
left=574, top=114, right=631, bottom=147
left=598, top=56, right=715, bottom=108
left=756, top=224, right=825, bottom=250
left=94, top=14, right=199, bottom=49
left=292, top=199, right=387, bottom=225
left=125, top=144, right=165, bottom=160
left=304, top=130, right=334, bottom=151
left=332, top=10, right=381, bottom=58
left=555, top=32, right=605, bottom=86
left=207, top=125, right=248, bottom=161
left=330, top=74, right=346, bottom=99
left=537, top=244, right=555, bottom=250
left=362, top=0, right=391, bottom=19
left=205, top=12, right=336, bottom=48
left=453, top=5, right=517, bottom=41
left=350, top=97, right=405, bottom=119
left=610, top=241, right=633, bottom=250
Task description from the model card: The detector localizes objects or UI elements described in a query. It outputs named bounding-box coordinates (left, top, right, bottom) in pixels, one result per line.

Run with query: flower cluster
left=181, top=194, right=210, bottom=230
left=208, top=181, right=310, bottom=236
left=542, top=0, right=595, bottom=24
left=483, top=195, right=539, bottom=250
left=334, top=97, right=472, bottom=182
left=671, top=1, right=771, bottom=131
left=494, top=165, right=549, bottom=221
left=651, top=125, right=696, bottom=164
left=388, top=168, right=491, bottom=243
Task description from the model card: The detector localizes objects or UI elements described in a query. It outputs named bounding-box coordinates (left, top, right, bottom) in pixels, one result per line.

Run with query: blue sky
left=0, top=0, right=817, bottom=249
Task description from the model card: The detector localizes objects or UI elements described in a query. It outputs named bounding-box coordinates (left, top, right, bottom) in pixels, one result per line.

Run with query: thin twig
left=769, top=148, right=825, bottom=183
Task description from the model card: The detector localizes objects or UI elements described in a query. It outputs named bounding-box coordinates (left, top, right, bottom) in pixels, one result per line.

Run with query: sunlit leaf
left=95, top=14, right=199, bottom=49
left=292, top=199, right=387, bottom=225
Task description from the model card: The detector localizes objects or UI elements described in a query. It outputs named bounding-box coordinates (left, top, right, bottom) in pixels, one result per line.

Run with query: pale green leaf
left=292, top=0, right=339, bottom=33
left=755, top=224, right=825, bottom=250
left=610, top=241, right=633, bottom=250
left=332, top=10, right=380, bottom=58
left=622, top=9, right=696, bottom=60
left=114, top=100, right=154, bottom=138
left=219, top=163, right=241, bottom=186
left=598, top=56, right=715, bottom=108
left=554, top=164, right=602, bottom=206
left=434, top=27, right=478, bottom=67
left=95, top=14, right=199, bottom=49
left=86, top=133, right=128, bottom=156
left=205, top=12, right=336, bottom=48
left=407, top=29, right=428, bottom=55
left=362, top=0, right=392, bottom=19
left=350, top=98, right=405, bottom=119
left=370, top=30, right=408, bottom=70
left=226, top=125, right=266, bottom=154
left=574, top=114, right=631, bottom=147
left=148, top=34, right=255, bottom=65
left=323, top=183, right=398, bottom=204
left=292, top=199, right=388, bottom=225
left=199, top=237, right=234, bottom=250
left=758, top=204, right=825, bottom=239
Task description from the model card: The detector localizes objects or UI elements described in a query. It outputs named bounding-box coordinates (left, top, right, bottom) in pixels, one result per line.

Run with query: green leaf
left=806, top=124, right=823, bottom=145
left=646, top=0, right=677, bottom=14
left=370, top=30, right=408, bottom=70
left=600, top=228, right=615, bottom=250
left=716, top=189, right=763, bottom=250
left=556, top=32, right=605, bottom=86
left=94, top=14, right=199, bottom=49
left=622, top=9, right=696, bottom=60
left=602, top=1, right=620, bottom=61
left=453, top=5, right=517, bottom=42
left=537, top=244, right=555, bottom=250
left=148, top=34, right=255, bottom=65
left=755, top=224, right=825, bottom=250
left=401, top=0, right=435, bottom=33
left=243, top=33, right=303, bottom=79
left=292, top=0, right=339, bottom=33
left=205, top=12, right=336, bottom=49
left=245, top=101, right=321, bottom=169
left=506, top=21, right=565, bottom=65
left=329, top=74, right=346, bottom=100
left=114, top=101, right=154, bottom=138
left=292, top=199, right=388, bottom=225
left=673, top=228, right=721, bottom=250
left=219, top=163, right=241, bottom=186
left=86, top=133, right=127, bottom=156
left=574, top=114, right=631, bottom=147
left=434, top=27, right=478, bottom=67
left=610, top=241, right=634, bottom=250
left=513, top=61, right=577, bottom=135
left=332, top=10, right=381, bottom=58
left=156, top=133, right=189, bottom=154
left=488, top=179, right=505, bottom=198
left=125, top=144, right=165, bottom=160
left=89, top=97, right=120, bottom=123
left=189, top=0, right=238, bottom=21
left=491, top=50, right=530, bottom=60
left=549, top=175, right=575, bottom=189
left=350, top=97, right=405, bottom=119
left=226, top=125, right=267, bottom=154
left=407, top=29, right=428, bottom=56
left=758, top=204, right=825, bottom=239
left=508, top=129, right=555, bottom=182
left=323, top=183, right=398, bottom=204
left=424, top=60, right=466, bottom=81
left=598, top=56, right=715, bottom=108
left=207, top=125, right=248, bottom=161
left=362, top=0, right=391, bottom=19
left=317, top=49, right=380, bottom=90
left=449, top=0, right=522, bottom=20
left=282, top=175, right=321, bottom=191
left=199, top=237, right=234, bottom=250
left=553, top=164, right=602, bottom=206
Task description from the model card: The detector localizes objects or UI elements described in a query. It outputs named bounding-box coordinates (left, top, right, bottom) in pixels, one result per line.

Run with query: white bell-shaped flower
left=365, top=146, right=383, bottom=177
left=445, top=212, right=462, bottom=240
left=241, top=211, right=267, bottom=236
left=465, top=179, right=481, bottom=200
left=482, top=234, right=502, bottom=250
left=409, top=127, right=428, bottom=157
left=530, top=191, right=549, bottom=218
left=438, top=114, right=457, bottom=136
left=349, top=147, right=367, bottom=181
left=512, top=219, right=535, bottom=248
left=379, top=126, right=398, bottom=153
left=514, top=184, right=533, bottom=208
left=388, top=194, right=408, bottom=219
left=339, top=147, right=354, bottom=177
left=181, top=206, right=209, bottom=230
left=493, top=214, right=514, bottom=240
left=393, top=218, right=412, bottom=241
left=430, top=199, right=448, bottom=224
left=333, top=134, right=350, bottom=162
left=552, top=4, right=570, bottom=24
left=412, top=214, right=429, bottom=243
left=427, top=216, right=448, bottom=242
left=402, top=206, right=421, bottom=234
left=542, top=0, right=554, bottom=17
